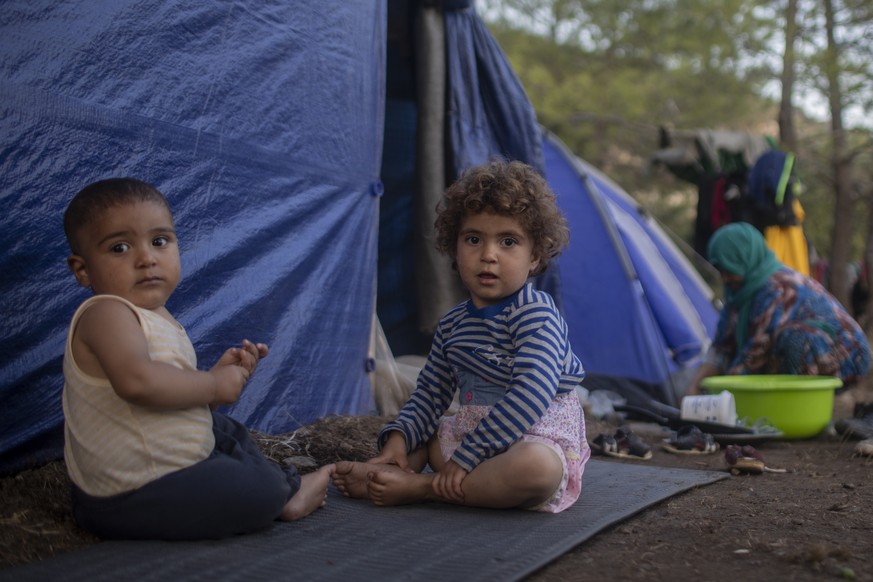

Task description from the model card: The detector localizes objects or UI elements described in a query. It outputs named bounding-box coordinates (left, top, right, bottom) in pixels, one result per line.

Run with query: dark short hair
left=434, top=159, right=569, bottom=276
left=63, top=178, right=172, bottom=254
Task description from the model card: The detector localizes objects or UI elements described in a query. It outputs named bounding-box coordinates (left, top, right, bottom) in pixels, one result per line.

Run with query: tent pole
left=414, top=3, right=464, bottom=334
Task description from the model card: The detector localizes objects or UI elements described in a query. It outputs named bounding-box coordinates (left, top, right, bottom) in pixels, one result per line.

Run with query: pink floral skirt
left=437, top=391, right=589, bottom=513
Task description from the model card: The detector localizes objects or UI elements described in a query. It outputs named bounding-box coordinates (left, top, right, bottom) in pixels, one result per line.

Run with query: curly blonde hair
left=434, top=159, right=569, bottom=277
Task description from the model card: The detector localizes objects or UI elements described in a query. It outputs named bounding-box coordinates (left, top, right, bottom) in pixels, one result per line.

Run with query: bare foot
left=367, top=469, right=435, bottom=506
left=331, top=461, right=404, bottom=499
left=280, top=464, right=334, bottom=521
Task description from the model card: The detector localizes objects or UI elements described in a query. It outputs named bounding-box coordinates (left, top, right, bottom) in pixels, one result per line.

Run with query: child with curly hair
left=333, top=160, right=589, bottom=512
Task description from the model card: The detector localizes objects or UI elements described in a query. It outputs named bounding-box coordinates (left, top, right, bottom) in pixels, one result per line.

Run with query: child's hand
left=367, top=431, right=411, bottom=471
left=208, top=340, right=268, bottom=405
left=214, top=340, right=269, bottom=374
left=433, top=460, right=467, bottom=503
left=209, top=364, right=250, bottom=405
left=236, top=339, right=269, bottom=374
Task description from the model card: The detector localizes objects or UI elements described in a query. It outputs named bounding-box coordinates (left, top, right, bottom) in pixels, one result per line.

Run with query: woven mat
left=2, top=460, right=727, bottom=582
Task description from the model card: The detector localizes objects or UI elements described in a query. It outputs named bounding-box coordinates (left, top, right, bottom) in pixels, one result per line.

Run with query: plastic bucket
left=700, top=375, right=842, bottom=439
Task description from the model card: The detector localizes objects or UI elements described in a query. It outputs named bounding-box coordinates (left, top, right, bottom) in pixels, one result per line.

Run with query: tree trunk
left=824, top=0, right=853, bottom=308
left=862, top=196, right=873, bottom=338
left=778, top=0, right=798, bottom=152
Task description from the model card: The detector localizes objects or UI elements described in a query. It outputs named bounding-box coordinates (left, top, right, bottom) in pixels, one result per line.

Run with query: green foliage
left=485, top=4, right=775, bottom=245
left=479, top=0, right=873, bottom=263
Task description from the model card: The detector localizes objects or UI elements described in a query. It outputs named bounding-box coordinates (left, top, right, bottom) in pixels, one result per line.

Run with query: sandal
left=662, top=425, right=719, bottom=455
left=724, top=444, right=766, bottom=474
left=592, top=427, right=652, bottom=460
left=835, top=402, right=873, bottom=440
left=854, top=438, right=873, bottom=457
left=591, top=433, right=618, bottom=455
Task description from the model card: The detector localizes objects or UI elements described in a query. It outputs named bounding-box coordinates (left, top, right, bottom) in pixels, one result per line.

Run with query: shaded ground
left=2, top=393, right=872, bottom=581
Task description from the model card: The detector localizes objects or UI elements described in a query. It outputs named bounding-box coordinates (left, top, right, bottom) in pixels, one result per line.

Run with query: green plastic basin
left=699, top=375, right=843, bottom=439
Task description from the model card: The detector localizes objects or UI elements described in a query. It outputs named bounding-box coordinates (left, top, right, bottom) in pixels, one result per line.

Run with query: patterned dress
left=380, top=283, right=589, bottom=513
left=707, top=268, right=871, bottom=384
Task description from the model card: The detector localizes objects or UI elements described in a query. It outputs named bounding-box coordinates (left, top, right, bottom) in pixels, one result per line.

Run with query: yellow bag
left=764, top=200, right=809, bottom=275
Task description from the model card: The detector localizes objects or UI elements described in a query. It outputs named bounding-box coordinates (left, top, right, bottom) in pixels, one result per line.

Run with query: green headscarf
left=707, top=222, right=782, bottom=348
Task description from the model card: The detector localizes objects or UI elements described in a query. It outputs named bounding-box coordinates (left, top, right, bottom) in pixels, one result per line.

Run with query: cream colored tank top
left=62, top=295, right=215, bottom=497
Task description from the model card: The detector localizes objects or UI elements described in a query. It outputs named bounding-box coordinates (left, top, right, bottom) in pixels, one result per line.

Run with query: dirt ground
left=2, top=390, right=872, bottom=582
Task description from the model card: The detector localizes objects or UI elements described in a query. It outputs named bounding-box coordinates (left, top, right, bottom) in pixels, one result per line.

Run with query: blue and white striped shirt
left=381, top=283, right=585, bottom=472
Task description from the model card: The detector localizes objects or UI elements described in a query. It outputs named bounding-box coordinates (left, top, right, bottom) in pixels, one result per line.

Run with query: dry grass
left=252, top=415, right=387, bottom=469
left=0, top=414, right=389, bottom=569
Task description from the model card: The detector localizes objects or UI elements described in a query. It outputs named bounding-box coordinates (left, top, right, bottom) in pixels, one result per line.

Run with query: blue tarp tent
left=0, top=0, right=388, bottom=474
left=1, top=0, right=716, bottom=475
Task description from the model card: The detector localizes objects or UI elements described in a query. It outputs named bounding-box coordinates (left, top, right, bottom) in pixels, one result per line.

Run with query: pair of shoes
left=724, top=444, right=765, bottom=474
left=592, top=426, right=652, bottom=460
left=662, top=425, right=719, bottom=455
left=855, top=438, right=873, bottom=457
left=835, top=402, right=873, bottom=440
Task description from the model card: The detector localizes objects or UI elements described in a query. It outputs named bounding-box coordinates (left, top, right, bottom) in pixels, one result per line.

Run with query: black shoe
left=835, top=402, right=873, bottom=440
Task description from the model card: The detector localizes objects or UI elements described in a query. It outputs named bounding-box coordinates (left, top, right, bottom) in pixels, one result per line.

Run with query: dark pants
left=71, top=412, right=301, bottom=540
